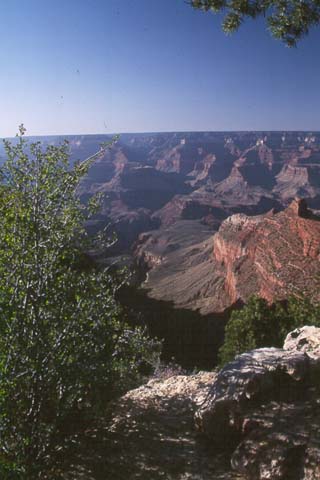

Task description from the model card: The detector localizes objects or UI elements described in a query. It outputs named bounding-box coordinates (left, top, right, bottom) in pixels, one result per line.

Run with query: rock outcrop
left=100, top=371, right=244, bottom=479
left=78, top=327, right=320, bottom=480
left=284, top=325, right=320, bottom=360
left=137, top=198, right=320, bottom=314
left=64, top=324, right=320, bottom=479
left=195, top=326, right=320, bottom=480
left=211, top=198, right=320, bottom=307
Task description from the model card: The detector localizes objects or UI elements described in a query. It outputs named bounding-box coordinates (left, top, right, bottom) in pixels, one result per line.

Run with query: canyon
left=137, top=198, right=320, bottom=314
left=2, top=131, right=320, bottom=479
left=5, top=131, right=319, bottom=366
left=76, top=131, right=320, bottom=366
left=74, top=132, right=320, bottom=298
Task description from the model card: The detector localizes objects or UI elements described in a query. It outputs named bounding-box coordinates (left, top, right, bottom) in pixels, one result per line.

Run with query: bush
left=0, top=127, right=160, bottom=478
left=218, top=295, right=320, bottom=366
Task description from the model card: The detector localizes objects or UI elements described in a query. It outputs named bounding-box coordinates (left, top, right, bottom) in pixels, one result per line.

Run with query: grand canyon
left=69, top=131, right=320, bottom=479
left=10, top=130, right=318, bottom=367
left=2, top=130, right=320, bottom=476
left=3, top=1, right=320, bottom=477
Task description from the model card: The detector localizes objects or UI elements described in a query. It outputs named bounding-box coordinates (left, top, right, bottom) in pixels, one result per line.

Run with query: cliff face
left=212, top=198, right=320, bottom=307
left=138, top=199, right=320, bottom=314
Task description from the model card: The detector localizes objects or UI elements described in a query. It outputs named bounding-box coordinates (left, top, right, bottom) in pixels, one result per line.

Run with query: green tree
left=286, top=295, right=320, bottom=327
left=191, top=0, right=320, bottom=46
left=218, top=296, right=320, bottom=365
left=0, top=126, right=159, bottom=478
left=218, top=296, right=284, bottom=365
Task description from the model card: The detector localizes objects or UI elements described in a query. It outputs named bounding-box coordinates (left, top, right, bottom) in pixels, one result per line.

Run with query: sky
left=0, top=0, right=319, bottom=137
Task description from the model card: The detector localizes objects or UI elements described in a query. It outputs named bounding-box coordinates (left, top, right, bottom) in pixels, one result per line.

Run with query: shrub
left=0, top=126, right=160, bottom=478
left=219, top=295, right=320, bottom=366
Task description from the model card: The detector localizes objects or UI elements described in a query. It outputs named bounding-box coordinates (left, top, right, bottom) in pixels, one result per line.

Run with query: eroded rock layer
left=72, top=131, right=320, bottom=257
left=101, top=371, right=245, bottom=479
left=138, top=199, right=320, bottom=314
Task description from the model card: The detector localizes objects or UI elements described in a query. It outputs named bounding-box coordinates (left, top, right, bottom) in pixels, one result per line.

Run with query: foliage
left=286, top=295, right=320, bottom=327
left=0, top=126, right=160, bottom=478
left=191, top=0, right=320, bottom=46
left=219, top=295, right=320, bottom=365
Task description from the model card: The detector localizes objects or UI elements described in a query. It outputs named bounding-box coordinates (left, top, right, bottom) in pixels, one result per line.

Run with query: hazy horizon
left=2, top=129, right=320, bottom=141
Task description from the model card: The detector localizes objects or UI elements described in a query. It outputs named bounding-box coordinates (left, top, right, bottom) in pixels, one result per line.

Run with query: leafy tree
left=218, top=296, right=284, bottom=365
left=286, top=295, right=320, bottom=327
left=0, top=126, right=159, bottom=478
left=218, top=296, right=320, bottom=365
left=191, top=0, right=320, bottom=46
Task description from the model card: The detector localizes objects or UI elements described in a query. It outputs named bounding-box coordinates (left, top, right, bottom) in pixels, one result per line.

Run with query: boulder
left=195, top=326, right=320, bottom=480
left=231, top=401, right=320, bottom=480
left=195, top=348, right=310, bottom=443
left=284, top=325, right=320, bottom=361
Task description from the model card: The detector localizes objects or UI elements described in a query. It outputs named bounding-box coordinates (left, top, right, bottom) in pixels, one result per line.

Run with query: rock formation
left=72, top=131, right=320, bottom=260
left=137, top=198, right=320, bottom=314
left=101, top=370, right=245, bottom=479
left=284, top=325, right=320, bottom=360
left=25, top=133, right=320, bottom=325
left=211, top=198, right=320, bottom=306
left=85, top=326, right=320, bottom=480
left=195, top=326, right=320, bottom=480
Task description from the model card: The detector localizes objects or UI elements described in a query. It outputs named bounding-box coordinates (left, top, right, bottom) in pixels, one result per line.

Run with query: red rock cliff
left=212, top=198, right=320, bottom=307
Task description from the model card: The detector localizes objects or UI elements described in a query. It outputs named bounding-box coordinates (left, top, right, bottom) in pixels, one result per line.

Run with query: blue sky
left=0, top=0, right=319, bottom=136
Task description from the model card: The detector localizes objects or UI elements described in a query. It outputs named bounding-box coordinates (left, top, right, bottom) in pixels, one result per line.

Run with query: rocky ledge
left=195, top=325, right=320, bottom=480
left=91, top=326, right=320, bottom=480
left=102, top=370, right=245, bottom=479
